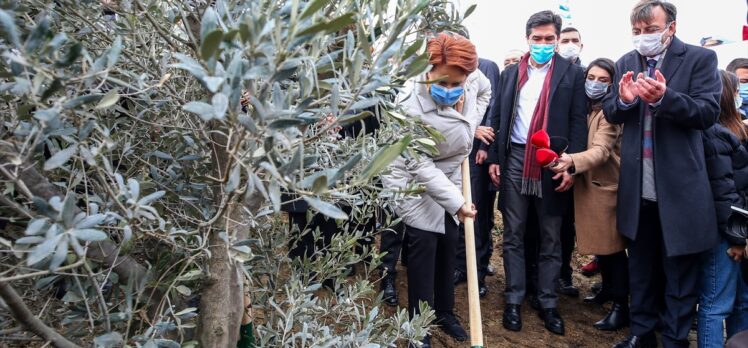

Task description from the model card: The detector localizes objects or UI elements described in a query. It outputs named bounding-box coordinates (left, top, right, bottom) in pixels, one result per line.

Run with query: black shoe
left=453, top=269, right=467, bottom=285
left=487, top=264, right=496, bottom=276
left=612, top=333, right=657, bottom=348
left=591, top=281, right=603, bottom=293
left=557, top=278, right=579, bottom=297
left=478, top=280, right=488, bottom=298
left=584, top=290, right=611, bottom=305
left=381, top=275, right=398, bottom=306
left=527, top=294, right=540, bottom=311
left=435, top=312, right=468, bottom=341
left=502, top=304, right=522, bottom=331
left=594, top=301, right=629, bottom=331
left=538, top=307, right=565, bottom=335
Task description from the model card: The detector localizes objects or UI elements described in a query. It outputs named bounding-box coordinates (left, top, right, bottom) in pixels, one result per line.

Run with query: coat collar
left=660, top=36, right=686, bottom=82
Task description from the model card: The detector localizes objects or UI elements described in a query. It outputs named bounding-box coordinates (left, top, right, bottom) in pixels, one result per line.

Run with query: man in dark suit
left=603, top=1, right=722, bottom=347
left=487, top=10, right=587, bottom=336
left=455, top=57, right=501, bottom=298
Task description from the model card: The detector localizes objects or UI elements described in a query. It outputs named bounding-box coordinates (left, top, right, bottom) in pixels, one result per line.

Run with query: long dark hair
left=719, top=70, right=747, bottom=142
left=584, top=58, right=616, bottom=112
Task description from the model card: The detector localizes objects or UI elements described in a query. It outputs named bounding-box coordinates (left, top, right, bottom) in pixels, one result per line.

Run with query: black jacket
left=603, top=36, right=722, bottom=256
left=473, top=58, right=501, bottom=154
left=702, top=124, right=748, bottom=246
left=487, top=53, right=587, bottom=216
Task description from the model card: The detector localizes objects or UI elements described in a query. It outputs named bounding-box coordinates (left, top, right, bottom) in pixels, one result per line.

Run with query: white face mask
left=632, top=23, right=672, bottom=57
left=558, top=43, right=581, bottom=61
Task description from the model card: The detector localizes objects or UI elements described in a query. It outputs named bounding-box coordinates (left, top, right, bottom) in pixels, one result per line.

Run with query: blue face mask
left=740, top=83, right=748, bottom=103
left=530, top=44, right=555, bottom=64
left=430, top=84, right=464, bottom=107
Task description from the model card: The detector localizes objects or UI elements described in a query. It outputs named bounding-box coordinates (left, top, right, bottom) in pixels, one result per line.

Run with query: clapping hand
left=635, top=70, right=667, bottom=104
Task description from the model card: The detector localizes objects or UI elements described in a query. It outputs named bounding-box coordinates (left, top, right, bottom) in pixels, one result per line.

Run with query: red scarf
left=516, top=53, right=555, bottom=197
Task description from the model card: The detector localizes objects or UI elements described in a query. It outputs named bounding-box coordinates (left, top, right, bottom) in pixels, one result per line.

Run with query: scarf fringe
left=521, top=178, right=543, bottom=198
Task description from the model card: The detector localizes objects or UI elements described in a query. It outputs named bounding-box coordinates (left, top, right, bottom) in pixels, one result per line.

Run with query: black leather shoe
left=594, top=301, right=629, bottom=331
left=381, top=275, right=398, bottom=306
left=538, top=308, right=565, bottom=335
left=584, top=290, right=611, bottom=305
left=502, top=304, right=522, bottom=331
left=557, top=278, right=579, bottom=297
left=591, top=281, right=603, bottom=293
left=453, top=269, right=467, bottom=285
left=612, top=333, right=657, bottom=348
left=487, top=264, right=496, bottom=276
left=478, top=279, right=488, bottom=298
left=527, top=294, right=540, bottom=311
left=435, top=312, right=468, bottom=341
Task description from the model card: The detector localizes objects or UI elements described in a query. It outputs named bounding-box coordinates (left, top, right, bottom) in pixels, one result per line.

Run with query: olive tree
left=0, top=0, right=473, bottom=346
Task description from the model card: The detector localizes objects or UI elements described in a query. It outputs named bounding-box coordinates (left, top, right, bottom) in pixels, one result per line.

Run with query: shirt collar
left=528, top=60, right=552, bottom=73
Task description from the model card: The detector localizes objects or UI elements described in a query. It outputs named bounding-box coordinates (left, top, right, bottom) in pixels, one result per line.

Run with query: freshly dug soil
left=381, top=233, right=628, bottom=347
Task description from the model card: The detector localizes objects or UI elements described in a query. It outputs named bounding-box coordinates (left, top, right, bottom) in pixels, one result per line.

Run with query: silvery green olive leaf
left=75, top=214, right=107, bottom=229
left=360, top=134, right=412, bottom=181
left=183, top=101, right=214, bottom=121
left=302, top=196, right=348, bottom=220
left=127, top=178, right=140, bottom=201
left=300, top=0, right=331, bottom=20
left=49, top=239, right=68, bottom=271
left=137, top=191, right=165, bottom=206
left=25, top=218, right=48, bottom=236
left=212, top=93, right=229, bottom=120
left=0, top=9, right=20, bottom=47
left=225, top=164, right=241, bottom=193
left=61, top=193, right=77, bottom=228
left=25, top=16, right=50, bottom=53
left=201, top=30, right=223, bottom=59
left=172, top=53, right=207, bottom=79
left=15, top=236, right=46, bottom=244
left=201, top=76, right=224, bottom=93
left=63, top=94, right=102, bottom=110
left=95, top=89, right=119, bottom=109
left=73, top=229, right=108, bottom=242
left=26, top=235, right=61, bottom=266
left=94, top=332, right=124, bottom=348
left=54, top=42, right=82, bottom=68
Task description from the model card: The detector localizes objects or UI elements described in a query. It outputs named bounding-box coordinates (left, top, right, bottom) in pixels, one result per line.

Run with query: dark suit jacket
left=473, top=58, right=501, bottom=154
left=603, top=36, right=721, bottom=256
left=487, top=53, right=588, bottom=216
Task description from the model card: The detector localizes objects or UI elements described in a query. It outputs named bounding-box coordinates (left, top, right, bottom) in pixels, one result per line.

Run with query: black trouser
left=559, top=207, right=575, bottom=283
left=598, top=250, right=629, bottom=302
left=407, top=212, right=458, bottom=318
left=524, top=209, right=540, bottom=295
left=456, top=154, right=496, bottom=280
left=379, top=221, right=407, bottom=277
left=287, top=212, right=337, bottom=260
left=628, top=200, right=702, bottom=347
left=526, top=204, right=575, bottom=289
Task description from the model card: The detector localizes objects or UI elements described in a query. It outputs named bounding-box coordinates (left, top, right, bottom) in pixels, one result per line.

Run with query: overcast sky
left=457, top=0, right=748, bottom=69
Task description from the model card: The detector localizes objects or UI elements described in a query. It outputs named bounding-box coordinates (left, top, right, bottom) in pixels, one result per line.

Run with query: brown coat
left=569, top=109, right=625, bottom=255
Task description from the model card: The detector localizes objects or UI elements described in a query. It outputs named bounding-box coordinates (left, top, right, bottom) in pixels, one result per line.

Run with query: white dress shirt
left=511, top=61, right=551, bottom=144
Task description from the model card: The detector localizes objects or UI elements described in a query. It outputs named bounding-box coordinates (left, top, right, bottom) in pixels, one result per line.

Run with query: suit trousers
left=406, top=211, right=458, bottom=318
left=288, top=212, right=337, bottom=260
left=598, top=250, right=629, bottom=301
left=503, top=144, right=563, bottom=308
left=379, top=220, right=406, bottom=277
left=456, top=152, right=496, bottom=279
left=628, top=200, right=702, bottom=347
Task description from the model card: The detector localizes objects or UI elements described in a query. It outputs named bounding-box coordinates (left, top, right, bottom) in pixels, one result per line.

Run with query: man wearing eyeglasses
left=603, top=1, right=722, bottom=347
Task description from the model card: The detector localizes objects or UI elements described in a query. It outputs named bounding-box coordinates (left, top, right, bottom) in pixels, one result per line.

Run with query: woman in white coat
left=382, top=32, right=490, bottom=347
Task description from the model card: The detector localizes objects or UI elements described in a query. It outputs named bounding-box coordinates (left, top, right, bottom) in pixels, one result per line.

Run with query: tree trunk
left=197, top=127, right=244, bottom=347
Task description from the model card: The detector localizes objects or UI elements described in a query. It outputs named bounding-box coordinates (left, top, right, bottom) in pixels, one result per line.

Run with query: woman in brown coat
left=550, top=58, right=628, bottom=331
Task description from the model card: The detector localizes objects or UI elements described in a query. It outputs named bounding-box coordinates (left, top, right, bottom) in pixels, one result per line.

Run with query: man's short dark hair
left=630, top=0, right=677, bottom=25
left=727, top=58, right=748, bottom=73
left=561, top=26, right=581, bottom=40
left=526, top=10, right=562, bottom=38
